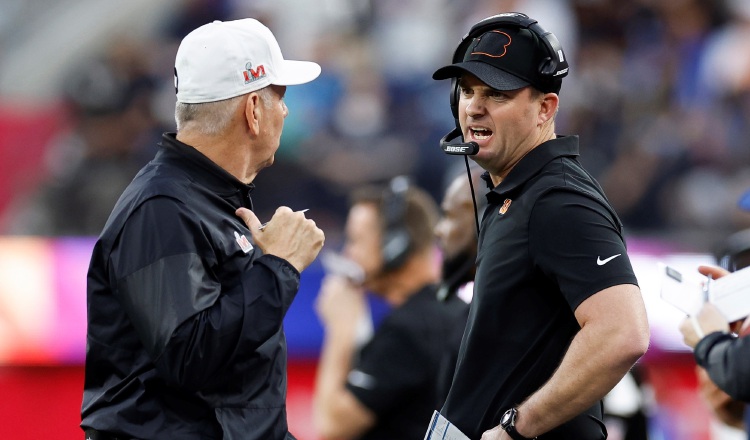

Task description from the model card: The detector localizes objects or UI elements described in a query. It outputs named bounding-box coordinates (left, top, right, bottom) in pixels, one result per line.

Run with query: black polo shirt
left=441, top=136, right=638, bottom=439
left=346, top=285, right=468, bottom=440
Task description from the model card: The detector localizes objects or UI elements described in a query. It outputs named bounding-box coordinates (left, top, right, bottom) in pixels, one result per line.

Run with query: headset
left=439, top=12, right=569, bottom=236
left=380, top=175, right=413, bottom=272
left=447, top=12, right=568, bottom=122
left=440, top=12, right=568, bottom=153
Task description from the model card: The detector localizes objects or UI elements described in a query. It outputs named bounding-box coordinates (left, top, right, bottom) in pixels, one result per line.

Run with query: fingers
left=697, top=265, right=730, bottom=279
left=678, top=317, right=698, bottom=348
left=244, top=206, right=324, bottom=272
left=235, top=207, right=261, bottom=230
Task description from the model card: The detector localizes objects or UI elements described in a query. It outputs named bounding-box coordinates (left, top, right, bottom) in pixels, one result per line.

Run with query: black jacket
left=695, top=331, right=750, bottom=402
left=81, top=133, right=300, bottom=439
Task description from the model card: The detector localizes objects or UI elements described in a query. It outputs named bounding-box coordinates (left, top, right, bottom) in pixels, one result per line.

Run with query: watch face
left=501, top=411, right=512, bottom=426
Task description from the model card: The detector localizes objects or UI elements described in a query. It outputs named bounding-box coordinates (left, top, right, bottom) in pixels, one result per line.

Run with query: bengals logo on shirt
left=499, top=199, right=512, bottom=215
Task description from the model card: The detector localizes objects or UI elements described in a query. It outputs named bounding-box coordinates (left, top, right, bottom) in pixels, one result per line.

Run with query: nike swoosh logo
left=597, top=254, right=621, bottom=266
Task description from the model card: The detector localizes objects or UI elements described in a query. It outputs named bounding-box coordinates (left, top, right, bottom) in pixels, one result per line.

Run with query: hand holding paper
left=679, top=303, right=730, bottom=348
left=658, top=263, right=750, bottom=323
left=424, top=411, right=471, bottom=440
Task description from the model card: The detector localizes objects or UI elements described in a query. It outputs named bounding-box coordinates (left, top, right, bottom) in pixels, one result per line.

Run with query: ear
left=244, top=92, right=262, bottom=136
left=537, top=92, right=559, bottom=126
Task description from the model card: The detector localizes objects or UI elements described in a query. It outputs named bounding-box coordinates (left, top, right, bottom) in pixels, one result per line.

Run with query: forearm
left=313, top=325, right=373, bottom=438
left=515, top=324, right=647, bottom=437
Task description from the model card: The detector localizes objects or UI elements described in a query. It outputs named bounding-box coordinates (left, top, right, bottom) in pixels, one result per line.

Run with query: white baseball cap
left=174, top=19, right=321, bottom=104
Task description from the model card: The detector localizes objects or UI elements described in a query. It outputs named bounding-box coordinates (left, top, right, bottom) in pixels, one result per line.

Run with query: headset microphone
left=439, top=126, right=482, bottom=236
left=440, top=127, right=479, bottom=155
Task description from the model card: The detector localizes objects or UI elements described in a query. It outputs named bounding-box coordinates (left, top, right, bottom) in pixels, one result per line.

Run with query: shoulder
left=99, top=166, right=195, bottom=249
left=387, top=288, right=466, bottom=337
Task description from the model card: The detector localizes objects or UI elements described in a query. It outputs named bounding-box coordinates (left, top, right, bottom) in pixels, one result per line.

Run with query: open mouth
left=470, top=127, right=493, bottom=140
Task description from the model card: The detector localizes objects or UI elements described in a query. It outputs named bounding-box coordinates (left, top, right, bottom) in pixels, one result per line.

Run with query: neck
left=490, top=131, right=556, bottom=187
left=374, top=247, right=440, bottom=307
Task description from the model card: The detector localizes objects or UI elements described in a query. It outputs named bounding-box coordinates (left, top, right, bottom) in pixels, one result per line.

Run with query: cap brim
left=433, top=61, right=529, bottom=91
left=272, top=60, right=321, bottom=86
left=739, top=190, right=750, bottom=211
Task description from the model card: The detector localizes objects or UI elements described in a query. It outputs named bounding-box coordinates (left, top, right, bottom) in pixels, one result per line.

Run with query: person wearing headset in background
left=312, top=177, right=469, bottom=440
left=430, top=12, right=650, bottom=440
left=433, top=167, right=485, bottom=399
left=81, top=19, right=324, bottom=440
left=678, top=193, right=750, bottom=438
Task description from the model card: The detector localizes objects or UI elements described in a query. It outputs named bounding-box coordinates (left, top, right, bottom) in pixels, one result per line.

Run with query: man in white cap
left=81, top=19, right=324, bottom=440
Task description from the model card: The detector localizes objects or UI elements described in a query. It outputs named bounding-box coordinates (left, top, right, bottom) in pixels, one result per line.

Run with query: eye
left=488, top=90, right=506, bottom=101
left=459, top=87, right=473, bottom=97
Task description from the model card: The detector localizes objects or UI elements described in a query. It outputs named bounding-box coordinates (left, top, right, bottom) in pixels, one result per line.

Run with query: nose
left=434, top=219, right=447, bottom=243
left=464, top=95, right=485, bottom=118
left=282, top=101, right=289, bottom=118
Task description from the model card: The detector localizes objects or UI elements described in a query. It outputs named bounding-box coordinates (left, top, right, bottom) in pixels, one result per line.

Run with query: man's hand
left=679, top=303, right=730, bottom=348
left=236, top=206, right=324, bottom=272
left=314, top=275, right=366, bottom=333
left=481, top=426, right=509, bottom=440
left=678, top=265, right=732, bottom=348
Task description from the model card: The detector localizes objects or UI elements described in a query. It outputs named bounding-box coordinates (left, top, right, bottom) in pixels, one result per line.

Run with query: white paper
left=658, top=263, right=750, bottom=322
left=424, top=410, right=471, bottom=440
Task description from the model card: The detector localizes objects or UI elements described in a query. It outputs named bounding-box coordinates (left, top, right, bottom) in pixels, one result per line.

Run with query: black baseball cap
left=433, top=26, right=562, bottom=94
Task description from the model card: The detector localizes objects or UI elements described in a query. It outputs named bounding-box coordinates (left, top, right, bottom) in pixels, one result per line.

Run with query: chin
left=260, top=156, right=275, bottom=169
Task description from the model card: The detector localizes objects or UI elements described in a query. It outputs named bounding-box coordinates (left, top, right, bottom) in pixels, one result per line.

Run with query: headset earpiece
left=449, top=77, right=460, bottom=120
left=380, top=176, right=412, bottom=272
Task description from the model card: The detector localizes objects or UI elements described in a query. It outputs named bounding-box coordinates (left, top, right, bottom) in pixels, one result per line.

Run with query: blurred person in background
left=430, top=12, right=649, bottom=439
left=1, top=41, right=160, bottom=236
left=433, top=167, right=484, bottom=399
left=678, top=265, right=750, bottom=438
left=680, top=195, right=750, bottom=439
left=313, top=177, right=467, bottom=440
left=81, top=19, right=324, bottom=440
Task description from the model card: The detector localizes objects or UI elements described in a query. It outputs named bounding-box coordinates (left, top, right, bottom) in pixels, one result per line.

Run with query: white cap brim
left=273, top=60, right=321, bottom=86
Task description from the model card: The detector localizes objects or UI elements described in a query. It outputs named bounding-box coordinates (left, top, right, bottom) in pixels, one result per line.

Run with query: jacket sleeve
left=110, top=196, right=300, bottom=389
left=694, top=331, right=750, bottom=402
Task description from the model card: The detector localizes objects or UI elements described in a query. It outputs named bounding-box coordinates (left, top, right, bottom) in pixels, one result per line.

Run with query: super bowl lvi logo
left=243, top=62, right=267, bottom=84
left=234, top=231, right=253, bottom=253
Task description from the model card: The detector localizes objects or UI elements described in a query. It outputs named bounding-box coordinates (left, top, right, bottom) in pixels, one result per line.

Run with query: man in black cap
left=430, top=13, right=650, bottom=440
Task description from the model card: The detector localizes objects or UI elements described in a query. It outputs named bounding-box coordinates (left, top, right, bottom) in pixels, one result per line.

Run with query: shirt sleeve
left=110, top=196, right=300, bottom=390
left=345, top=318, right=429, bottom=416
left=694, top=332, right=750, bottom=402
left=528, top=189, right=639, bottom=311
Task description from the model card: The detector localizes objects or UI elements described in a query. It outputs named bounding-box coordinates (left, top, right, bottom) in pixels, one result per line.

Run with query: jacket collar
left=158, top=133, right=255, bottom=207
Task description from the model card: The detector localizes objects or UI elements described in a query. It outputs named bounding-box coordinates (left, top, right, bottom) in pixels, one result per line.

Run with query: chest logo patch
left=499, top=198, right=512, bottom=215
left=234, top=231, right=253, bottom=254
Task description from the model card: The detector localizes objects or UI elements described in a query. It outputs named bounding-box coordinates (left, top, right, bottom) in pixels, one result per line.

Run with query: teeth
left=472, top=128, right=491, bottom=140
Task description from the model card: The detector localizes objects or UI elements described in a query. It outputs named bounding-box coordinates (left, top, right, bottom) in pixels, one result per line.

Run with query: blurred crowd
left=2, top=0, right=750, bottom=254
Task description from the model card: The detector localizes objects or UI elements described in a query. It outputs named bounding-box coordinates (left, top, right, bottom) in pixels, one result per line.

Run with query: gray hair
left=174, top=87, right=274, bottom=135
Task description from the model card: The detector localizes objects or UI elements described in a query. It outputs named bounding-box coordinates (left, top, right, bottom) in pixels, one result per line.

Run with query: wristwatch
left=500, top=408, right=535, bottom=440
